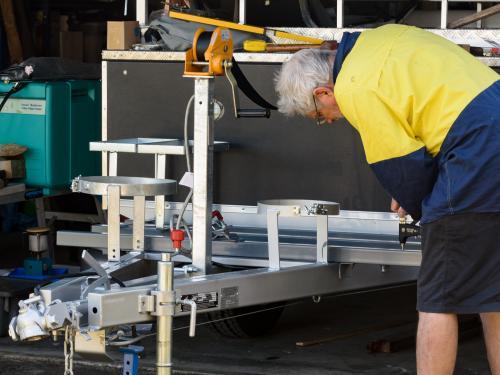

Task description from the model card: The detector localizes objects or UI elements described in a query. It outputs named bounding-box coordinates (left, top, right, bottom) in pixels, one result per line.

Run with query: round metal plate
left=73, top=176, right=177, bottom=197
left=257, top=199, right=340, bottom=217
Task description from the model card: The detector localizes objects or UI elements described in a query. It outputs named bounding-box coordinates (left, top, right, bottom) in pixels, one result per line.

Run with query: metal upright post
left=156, top=253, right=174, bottom=375
left=133, top=196, right=145, bottom=251
left=441, top=0, right=448, bottom=28
left=101, top=61, right=108, bottom=210
left=316, top=215, right=329, bottom=263
left=136, top=0, right=148, bottom=26
left=192, top=78, right=214, bottom=273
left=155, top=154, right=167, bottom=229
left=107, top=185, right=121, bottom=261
left=239, top=0, right=246, bottom=24
left=267, top=209, right=281, bottom=270
left=336, top=0, right=344, bottom=28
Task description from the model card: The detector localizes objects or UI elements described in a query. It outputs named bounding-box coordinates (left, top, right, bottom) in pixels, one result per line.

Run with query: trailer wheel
left=0, top=297, right=18, bottom=337
left=0, top=297, right=7, bottom=337
left=207, top=303, right=285, bottom=338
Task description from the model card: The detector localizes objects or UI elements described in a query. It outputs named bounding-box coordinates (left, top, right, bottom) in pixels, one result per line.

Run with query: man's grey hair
left=274, top=49, right=336, bottom=117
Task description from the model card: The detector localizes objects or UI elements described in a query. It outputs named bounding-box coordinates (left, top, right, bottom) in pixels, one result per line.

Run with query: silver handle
left=177, top=299, right=197, bottom=337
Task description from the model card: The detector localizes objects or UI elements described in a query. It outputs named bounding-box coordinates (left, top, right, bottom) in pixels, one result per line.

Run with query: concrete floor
left=0, top=284, right=491, bottom=375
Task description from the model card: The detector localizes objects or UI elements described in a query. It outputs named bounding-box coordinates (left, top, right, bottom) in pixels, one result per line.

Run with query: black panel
left=107, top=60, right=391, bottom=212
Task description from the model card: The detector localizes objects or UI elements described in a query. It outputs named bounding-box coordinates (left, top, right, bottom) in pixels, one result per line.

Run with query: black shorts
left=417, top=212, right=500, bottom=313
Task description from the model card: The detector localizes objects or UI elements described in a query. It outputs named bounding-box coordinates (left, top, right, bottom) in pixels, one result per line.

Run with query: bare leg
left=416, top=312, right=458, bottom=375
left=480, top=312, right=500, bottom=375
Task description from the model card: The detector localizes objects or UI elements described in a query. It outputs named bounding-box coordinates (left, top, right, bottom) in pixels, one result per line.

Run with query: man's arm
left=337, top=86, right=437, bottom=221
left=391, top=198, right=407, bottom=218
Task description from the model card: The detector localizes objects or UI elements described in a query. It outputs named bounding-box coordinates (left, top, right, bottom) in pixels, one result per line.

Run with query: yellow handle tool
left=169, top=10, right=324, bottom=44
left=243, top=39, right=267, bottom=52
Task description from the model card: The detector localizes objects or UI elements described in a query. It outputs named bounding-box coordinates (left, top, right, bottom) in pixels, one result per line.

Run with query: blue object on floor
left=120, top=345, right=144, bottom=375
left=8, top=267, right=68, bottom=281
left=23, top=257, right=52, bottom=276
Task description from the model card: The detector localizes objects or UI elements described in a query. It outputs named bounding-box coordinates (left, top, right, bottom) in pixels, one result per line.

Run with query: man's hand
left=391, top=198, right=408, bottom=218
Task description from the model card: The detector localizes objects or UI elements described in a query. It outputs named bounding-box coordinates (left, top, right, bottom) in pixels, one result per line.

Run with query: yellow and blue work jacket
left=334, top=25, right=500, bottom=223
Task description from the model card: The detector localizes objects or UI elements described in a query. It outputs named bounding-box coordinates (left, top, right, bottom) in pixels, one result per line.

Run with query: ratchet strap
left=191, top=28, right=277, bottom=117
left=231, top=57, right=277, bottom=112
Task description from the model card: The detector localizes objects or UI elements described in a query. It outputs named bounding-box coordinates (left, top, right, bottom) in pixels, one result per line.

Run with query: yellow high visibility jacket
left=334, top=25, right=500, bottom=223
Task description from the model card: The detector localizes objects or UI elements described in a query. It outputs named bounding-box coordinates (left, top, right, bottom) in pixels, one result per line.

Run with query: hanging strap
left=0, top=82, right=27, bottom=112
left=231, top=57, right=277, bottom=111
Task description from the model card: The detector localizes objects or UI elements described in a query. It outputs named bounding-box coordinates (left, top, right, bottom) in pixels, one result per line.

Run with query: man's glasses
left=312, top=94, right=326, bottom=126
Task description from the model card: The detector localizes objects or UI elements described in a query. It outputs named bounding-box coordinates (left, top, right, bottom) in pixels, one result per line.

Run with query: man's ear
left=314, top=85, right=336, bottom=107
left=313, top=86, right=334, bottom=99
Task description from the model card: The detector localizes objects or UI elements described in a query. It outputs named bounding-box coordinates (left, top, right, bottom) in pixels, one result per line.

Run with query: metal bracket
left=138, top=295, right=155, bottom=314
left=133, top=196, right=145, bottom=251
left=81, top=250, right=110, bottom=298
left=307, top=203, right=329, bottom=216
left=120, top=345, right=143, bottom=375
left=224, top=63, right=240, bottom=118
left=266, top=209, right=281, bottom=270
left=338, top=262, right=354, bottom=280
left=154, top=154, right=166, bottom=229
left=316, top=214, right=328, bottom=264
left=152, top=290, right=176, bottom=316
left=138, top=291, right=176, bottom=316
left=107, top=184, right=121, bottom=261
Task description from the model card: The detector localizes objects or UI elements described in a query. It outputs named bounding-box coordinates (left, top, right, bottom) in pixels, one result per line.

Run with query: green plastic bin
left=0, top=80, right=101, bottom=189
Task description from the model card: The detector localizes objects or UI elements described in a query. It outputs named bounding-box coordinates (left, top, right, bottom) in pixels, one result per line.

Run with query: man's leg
left=417, top=312, right=458, bottom=375
left=480, top=312, right=500, bottom=374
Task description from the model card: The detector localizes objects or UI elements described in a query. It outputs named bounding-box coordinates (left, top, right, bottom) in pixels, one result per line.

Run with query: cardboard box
left=107, top=21, right=140, bottom=50
left=59, top=31, right=84, bottom=61
left=0, top=158, right=25, bottom=179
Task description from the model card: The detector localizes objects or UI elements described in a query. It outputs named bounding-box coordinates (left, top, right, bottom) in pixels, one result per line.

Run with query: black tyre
left=0, top=297, right=7, bottom=337
left=207, top=303, right=285, bottom=338
left=0, top=297, right=18, bottom=337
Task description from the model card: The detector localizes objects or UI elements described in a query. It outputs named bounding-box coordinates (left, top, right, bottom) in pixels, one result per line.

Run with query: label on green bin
left=0, top=98, right=46, bottom=115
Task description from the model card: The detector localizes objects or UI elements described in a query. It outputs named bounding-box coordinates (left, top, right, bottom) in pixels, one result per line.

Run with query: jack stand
left=137, top=252, right=197, bottom=375
left=120, top=345, right=143, bottom=375
left=155, top=253, right=175, bottom=375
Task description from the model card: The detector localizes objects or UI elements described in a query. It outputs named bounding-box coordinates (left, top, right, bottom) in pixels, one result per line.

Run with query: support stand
left=120, top=345, right=143, bottom=375
left=191, top=77, right=215, bottom=274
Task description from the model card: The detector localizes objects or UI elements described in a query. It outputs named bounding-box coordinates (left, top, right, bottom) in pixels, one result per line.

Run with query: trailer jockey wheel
left=207, top=302, right=285, bottom=338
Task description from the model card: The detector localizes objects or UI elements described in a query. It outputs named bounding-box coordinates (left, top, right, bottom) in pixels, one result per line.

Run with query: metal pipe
left=177, top=299, right=197, bottom=337
left=136, top=0, right=148, bottom=26
left=336, top=0, right=344, bottom=28
left=192, top=78, right=214, bottom=273
left=157, top=253, right=173, bottom=375
left=441, top=0, right=448, bottom=28
left=155, top=154, right=167, bottom=229
left=239, top=0, right=246, bottom=24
